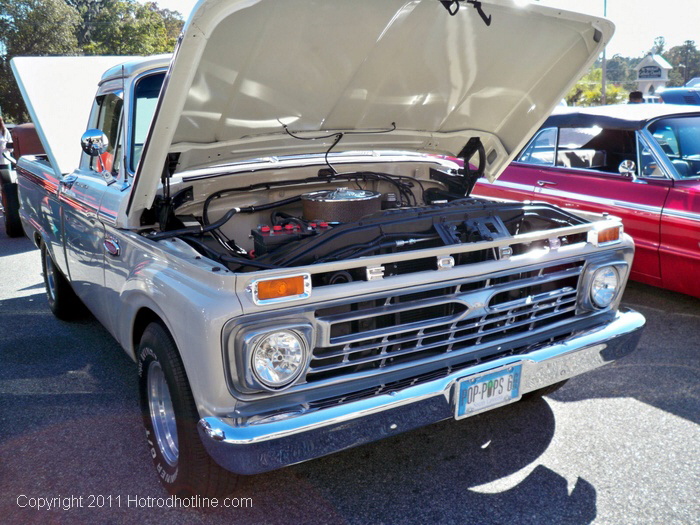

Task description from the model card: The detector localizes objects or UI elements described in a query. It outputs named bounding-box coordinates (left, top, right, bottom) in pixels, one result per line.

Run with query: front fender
left=106, top=232, right=245, bottom=417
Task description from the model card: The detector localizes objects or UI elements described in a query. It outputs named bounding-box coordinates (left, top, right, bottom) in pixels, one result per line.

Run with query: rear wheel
left=41, top=242, right=81, bottom=320
left=138, top=322, right=239, bottom=497
left=1, top=182, right=23, bottom=238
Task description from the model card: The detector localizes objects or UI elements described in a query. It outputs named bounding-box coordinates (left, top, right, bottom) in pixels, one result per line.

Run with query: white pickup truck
left=12, top=0, right=644, bottom=497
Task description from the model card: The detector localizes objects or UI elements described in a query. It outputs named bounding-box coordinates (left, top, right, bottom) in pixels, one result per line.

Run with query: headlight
left=251, top=330, right=306, bottom=388
left=590, top=266, right=619, bottom=308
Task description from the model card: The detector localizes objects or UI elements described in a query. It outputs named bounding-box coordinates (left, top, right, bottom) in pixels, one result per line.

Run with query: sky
left=155, top=0, right=700, bottom=59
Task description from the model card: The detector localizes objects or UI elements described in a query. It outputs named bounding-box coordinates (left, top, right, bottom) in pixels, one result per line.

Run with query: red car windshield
left=648, top=115, right=700, bottom=179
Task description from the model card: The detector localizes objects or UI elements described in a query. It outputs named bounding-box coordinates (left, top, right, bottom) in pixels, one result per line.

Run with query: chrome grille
left=306, top=331, right=576, bottom=411
left=308, top=260, right=584, bottom=383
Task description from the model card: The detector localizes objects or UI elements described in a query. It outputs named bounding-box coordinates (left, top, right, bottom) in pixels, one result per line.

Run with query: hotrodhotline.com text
left=16, top=494, right=252, bottom=510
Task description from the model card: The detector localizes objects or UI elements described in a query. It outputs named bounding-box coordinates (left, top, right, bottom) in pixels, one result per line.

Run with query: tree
left=606, top=55, right=631, bottom=83
left=66, top=0, right=109, bottom=48
left=565, top=67, right=627, bottom=107
left=664, top=40, right=700, bottom=87
left=0, top=0, right=182, bottom=121
left=152, top=4, right=184, bottom=42
left=652, top=36, right=666, bottom=55
left=0, top=0, right=81, bottom=121
left=0, top=0, right=81, bottom=56
left=82, top=0, right=179, bottom=55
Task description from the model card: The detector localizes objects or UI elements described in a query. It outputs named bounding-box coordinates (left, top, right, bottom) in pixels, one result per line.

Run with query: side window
left=130, top=72, right=165, bottom=173
left=555, top=127, right=607, bottom=169
left=517, top=127, right=557, bottom=166
left=651, top=125, right=679, bottom=156
left=648, top=115, right=700, bottom=179
left=638, top=136, right=664, bottom=178
left=92, top=93, right=123, bottom=174
left=555, top=127, right=636, bottom=175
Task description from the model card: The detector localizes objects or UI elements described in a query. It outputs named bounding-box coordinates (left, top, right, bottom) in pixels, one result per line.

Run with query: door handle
left=537, top=180, right=557, bottom=187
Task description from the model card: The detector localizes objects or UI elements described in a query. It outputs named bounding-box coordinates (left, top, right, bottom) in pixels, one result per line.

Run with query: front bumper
left=198, top=308, right=644, bottom=475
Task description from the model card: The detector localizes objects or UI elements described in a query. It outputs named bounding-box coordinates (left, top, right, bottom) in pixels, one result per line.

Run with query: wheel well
left=132, top=308, right=166, bottom=355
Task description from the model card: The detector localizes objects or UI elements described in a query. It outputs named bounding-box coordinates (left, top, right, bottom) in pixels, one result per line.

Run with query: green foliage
left=0, top=0, right=81, bottom=121
left=663, top=40, right=700, bottom=87
left=0, top=0, right=183, bottom=121
left=82, top=0, right=178, bottom=55
left=565, top=68, right=628, bottom=107
left=653, top=36, right=666, bottom=55
left=0, top=0, right=81, bottom=56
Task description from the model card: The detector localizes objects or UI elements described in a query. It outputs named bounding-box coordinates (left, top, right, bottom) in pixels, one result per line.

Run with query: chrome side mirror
left=81, top=129, right=109, bottom=157
left=618, top=160, right=636, bottom=177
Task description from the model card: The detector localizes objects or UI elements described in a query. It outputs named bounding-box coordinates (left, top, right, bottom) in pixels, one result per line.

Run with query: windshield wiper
left=440, top=0, right=492, bottom=26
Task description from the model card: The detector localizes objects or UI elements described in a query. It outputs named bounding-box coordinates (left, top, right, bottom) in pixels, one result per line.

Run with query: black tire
left=41, top=242, right=81, bottom=320
left=1, top=182, right=24, bottom=238
left=522, top=379, right=569, bottom=400
left=138, top=322, right=239, bottom=497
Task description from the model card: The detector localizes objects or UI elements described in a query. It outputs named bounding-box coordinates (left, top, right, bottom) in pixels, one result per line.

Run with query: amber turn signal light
left=588, top=225, right=622, bottom=246
left=253, top=274, right=311, bottom=304
left=597, top=227, right=620, bottom=244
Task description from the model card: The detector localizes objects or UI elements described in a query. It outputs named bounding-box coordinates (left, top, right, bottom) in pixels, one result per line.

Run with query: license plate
left=455, top=364, right=522, bottom=419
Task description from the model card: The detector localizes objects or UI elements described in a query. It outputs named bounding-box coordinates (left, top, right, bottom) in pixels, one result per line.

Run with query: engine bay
left=145, top=158, right=589, bottom=274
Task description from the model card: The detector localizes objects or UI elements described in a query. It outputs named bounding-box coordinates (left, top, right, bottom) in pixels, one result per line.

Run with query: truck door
left=60, top=90, right=122, bottom=324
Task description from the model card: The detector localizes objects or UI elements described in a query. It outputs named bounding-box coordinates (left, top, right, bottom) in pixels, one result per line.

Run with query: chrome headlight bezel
left=579, top=261, right=627, bottom=312
left=232, top=323, right=313, bottom=393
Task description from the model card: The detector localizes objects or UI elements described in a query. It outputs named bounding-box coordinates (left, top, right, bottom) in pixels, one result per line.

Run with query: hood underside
left=11, top=56, right=138, bottom=176
left=137, top=0, right=611, bottom=223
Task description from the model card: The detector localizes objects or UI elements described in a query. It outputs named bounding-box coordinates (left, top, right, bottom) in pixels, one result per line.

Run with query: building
left=634, top=54, right=673, bottom=95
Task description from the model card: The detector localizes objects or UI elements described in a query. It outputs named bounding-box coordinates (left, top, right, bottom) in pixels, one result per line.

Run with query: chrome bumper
left=198, top=308, right=644, bottom=475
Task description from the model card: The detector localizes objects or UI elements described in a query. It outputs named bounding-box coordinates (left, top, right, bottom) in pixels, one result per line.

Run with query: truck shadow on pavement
left=549, top=281, right=700, bottom=425
left=0, top=227, right=35, bottom=256
left=1, top=292, right=598, bottom=525
left=3, top=280, right=696, bottom=524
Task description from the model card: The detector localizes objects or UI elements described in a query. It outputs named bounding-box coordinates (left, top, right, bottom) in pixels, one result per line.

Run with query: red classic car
left=473, top=104, right=700, bottom=299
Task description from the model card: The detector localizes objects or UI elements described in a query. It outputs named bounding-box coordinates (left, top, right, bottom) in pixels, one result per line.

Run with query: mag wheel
left=138, top=322, right=239, bottom=497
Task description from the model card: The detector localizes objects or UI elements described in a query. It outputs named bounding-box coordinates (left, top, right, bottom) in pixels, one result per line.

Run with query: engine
left=148, top=167, right=588, bottom=274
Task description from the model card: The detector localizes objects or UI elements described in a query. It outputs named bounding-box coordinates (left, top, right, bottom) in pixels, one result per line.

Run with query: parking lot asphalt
left=0, top=213, right=698, bottom=525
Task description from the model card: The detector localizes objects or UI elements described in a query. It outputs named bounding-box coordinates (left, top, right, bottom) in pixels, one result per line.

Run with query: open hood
left=11, top=56, right=138, bottom=176
left=128, top=0, right=612, bottom=224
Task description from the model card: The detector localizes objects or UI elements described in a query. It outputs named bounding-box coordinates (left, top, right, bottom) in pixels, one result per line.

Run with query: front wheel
left=138, top=322, right=239, bottom=497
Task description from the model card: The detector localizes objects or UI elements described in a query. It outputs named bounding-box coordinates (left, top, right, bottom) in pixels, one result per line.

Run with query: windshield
left=648, top=115, right=700, bottom=179
left=130, top=72, right=166, bottom=173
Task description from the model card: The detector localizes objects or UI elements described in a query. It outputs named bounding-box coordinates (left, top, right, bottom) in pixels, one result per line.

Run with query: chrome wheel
left=147, top=360, right=179, bottom=466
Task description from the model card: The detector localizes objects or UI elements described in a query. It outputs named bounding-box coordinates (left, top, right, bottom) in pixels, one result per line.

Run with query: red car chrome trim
left=662, top=209, right=700, bottom=223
